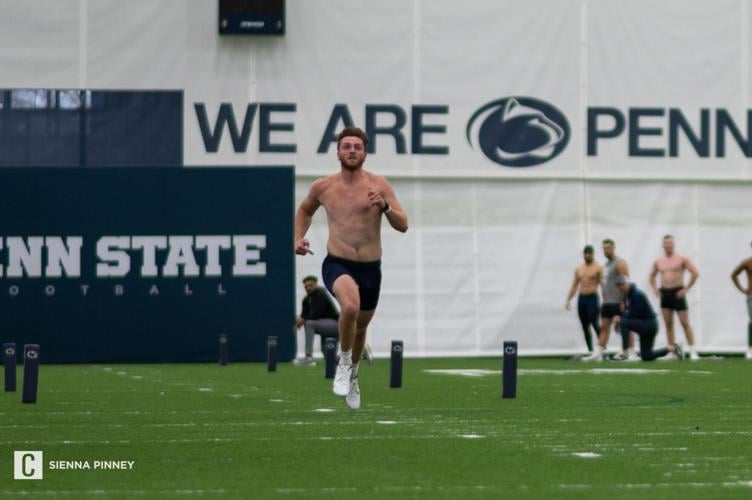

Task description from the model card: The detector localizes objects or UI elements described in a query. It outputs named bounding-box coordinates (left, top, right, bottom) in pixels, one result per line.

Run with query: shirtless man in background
left=584, top=239, right=636, bottom=361
left=649, top=235, right=700, bottom=360
left=565, top=245, right=603, bottom=354
left=294, top=127, right=408, bottom=409
left=730, top=241, right=752, bottom=360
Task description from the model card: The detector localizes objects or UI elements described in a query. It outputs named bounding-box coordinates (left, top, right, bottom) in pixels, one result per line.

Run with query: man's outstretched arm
left=294, top=180, right=323, bottom=254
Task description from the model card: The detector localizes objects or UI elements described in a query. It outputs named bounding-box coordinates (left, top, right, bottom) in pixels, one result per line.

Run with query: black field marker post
left=267, top=336, right=278, bottom=372
left=502, top=341, right=518, bottom=399
left=219, top=334, right=229, bottom=365
left=22, top=344, right=40, bottom=404
left=390, top=340, right=403, bottom=388
left=324, top=338, right=337, bottom=379
left=3, top=343, right=16, bottom=392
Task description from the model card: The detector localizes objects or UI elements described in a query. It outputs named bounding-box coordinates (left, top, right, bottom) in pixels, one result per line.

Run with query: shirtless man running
left=730, top=241, right=752, bottom=360
left=649, top=235, right=700, bottom=360
left=565, top=245, right=603, bottom=354
left=294, top=127, right=409, bottom=409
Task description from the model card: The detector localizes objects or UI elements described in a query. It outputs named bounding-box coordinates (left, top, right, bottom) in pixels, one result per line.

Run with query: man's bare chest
left=658, top=257, right=684, bottom=274
left=578, top=266, right=600, bottom=282
left=321, top=186, right=373, bottom=217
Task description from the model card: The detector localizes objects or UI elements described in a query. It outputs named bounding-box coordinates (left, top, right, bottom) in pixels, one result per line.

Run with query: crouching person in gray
left=615, top=275, right=684, bottom=361
left=294, top=276, right=340, bottom=366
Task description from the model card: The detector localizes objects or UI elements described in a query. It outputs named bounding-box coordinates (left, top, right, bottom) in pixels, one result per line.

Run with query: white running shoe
left=292, top=356, right=316, bottom=367
left=745, top=351, right=752, bottom=360
left=582, top=351, right=604, bottom=362
left=612, top=351, right=629, bottom=361
left=345, top=376, right=361, bottom=410
left=333, top=362, right=352, bottom=396
left=689, top=352, right=700, bottom=361
left=626, top=351, right=641, bottom=362
left=658, top=352, right=679, bottom=361
left=362, top=344, right=374, bottom=365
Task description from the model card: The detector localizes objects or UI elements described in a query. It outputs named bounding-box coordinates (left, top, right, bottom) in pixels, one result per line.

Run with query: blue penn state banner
left=0, top=167, right=294, bottom=363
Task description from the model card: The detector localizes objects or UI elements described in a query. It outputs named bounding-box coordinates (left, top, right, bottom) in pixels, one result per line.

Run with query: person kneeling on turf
left=615, top=275, right=683, bottom=361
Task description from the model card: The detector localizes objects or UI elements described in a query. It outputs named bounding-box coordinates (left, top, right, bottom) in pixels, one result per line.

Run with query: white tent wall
left=1, top=0, right=751, bottom=355
left=295, top=177, right=752, bottom=356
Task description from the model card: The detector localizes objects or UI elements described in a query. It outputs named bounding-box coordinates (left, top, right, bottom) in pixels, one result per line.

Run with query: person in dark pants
left=584, top=239, right=636, bottom=361
left=615, top=276, right=683, bottom=361
left=565, top=245, right=603, bottom=353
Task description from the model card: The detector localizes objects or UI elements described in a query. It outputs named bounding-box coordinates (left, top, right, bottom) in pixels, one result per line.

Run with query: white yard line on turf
left=276, top=486, right=496, bottom=495
left=423, top=368, right=713, bottom=377
left=0, top=489, right=236, bottom=496
left=558, top=481, right=752, bottom=490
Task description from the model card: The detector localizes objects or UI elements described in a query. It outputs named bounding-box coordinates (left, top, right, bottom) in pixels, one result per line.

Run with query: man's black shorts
left=600, top=303, right=622, bottom=319
left=660, top=287, right=688, bottom=311
left=322, top=254, right=382, bottom=311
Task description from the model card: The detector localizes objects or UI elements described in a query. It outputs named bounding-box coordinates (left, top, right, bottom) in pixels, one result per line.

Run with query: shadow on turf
left=603, top=394, right=686, bottom=407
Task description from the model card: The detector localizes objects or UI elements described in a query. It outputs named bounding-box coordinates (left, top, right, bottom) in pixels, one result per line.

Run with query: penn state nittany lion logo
left=467, top=97, right=570, bottom=167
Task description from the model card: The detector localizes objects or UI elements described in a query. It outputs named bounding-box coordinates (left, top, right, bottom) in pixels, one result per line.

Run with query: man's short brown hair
left=602, top=238, right=615, bottom=246
left=337, top=127, right=369, bottom=149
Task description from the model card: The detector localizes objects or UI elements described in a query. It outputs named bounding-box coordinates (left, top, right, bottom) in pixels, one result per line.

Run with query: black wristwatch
left=381, top=201, right=391, bottom=214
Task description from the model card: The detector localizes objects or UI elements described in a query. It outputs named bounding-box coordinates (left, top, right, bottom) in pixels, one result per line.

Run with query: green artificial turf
left=1, top=358, right=751, bottom=499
